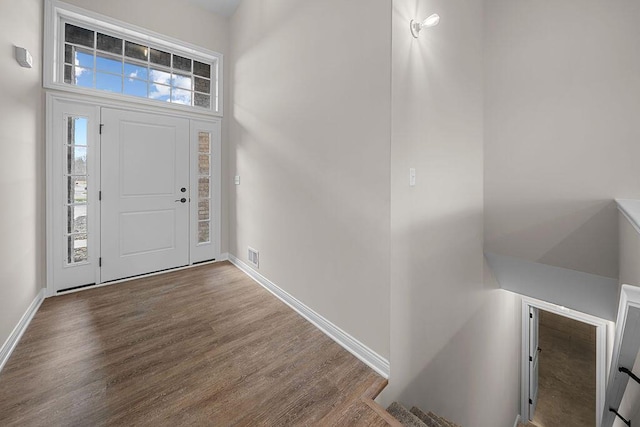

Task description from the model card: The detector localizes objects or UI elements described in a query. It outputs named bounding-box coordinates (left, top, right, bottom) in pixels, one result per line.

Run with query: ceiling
left=188, top=0, right=242, bottom=18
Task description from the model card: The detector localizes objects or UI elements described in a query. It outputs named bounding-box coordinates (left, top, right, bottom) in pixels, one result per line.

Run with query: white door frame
left=46, top=91, right=222, bottom=296
left=521, top=296, right=609, bottom=427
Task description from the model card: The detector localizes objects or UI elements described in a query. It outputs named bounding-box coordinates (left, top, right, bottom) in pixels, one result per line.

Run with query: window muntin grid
left=197, top=132, right=211, bottom=244
left=65, top=116, right=89, bottom=265
left=62, top=22, right=215, bottom=110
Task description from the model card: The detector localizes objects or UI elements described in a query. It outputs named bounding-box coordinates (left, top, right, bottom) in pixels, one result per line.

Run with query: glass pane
left=67, top=177, right=88, bottom=204
left=96, top=72, right=122, bottom=93
left=97, top=33, right=122, bottom=54
left=96, top=53, right=122, bottom=74
left=64, top=44, right=73, bottom=64
left=124, top=78, right=148, bottom=98
left=198, top=200, right=210, bottom=221
left=199, top=132, right=210, bottom=153
left=171, top=89, right=192, bottom=105
left=67, top=234, right=88, bottom=264
left=198, top=154, right=210, bottom=175
left=194, top=77, right=210, bottom=94
left=150, top=68, right=171, bottom=84
left=67, top=146, right=88, bottom=175
left=198, top=177, right=210, bottom=198
left=73, top=49, right=94, bottom=68
left=194, top=61, right=211, bottom=78
left=73, top=67, right=94, bottom=88
left=125, top=41, right=148, bottom=61
left=149, top=83, right=170, bottom=102
left=198, top=221, right=210, bottom=244
left=150, top=48, right=171, bottom=67
left=173, top=55, right=191, bottom=72
left=67, top=206, right=87, bottom=233
left=65, top=24, right=94, bottom=48
left=194, top=93, right=211, bottom=109
left=67, top=117, right=88, bottom=146
left=172, top=73, right=192, bottom=90
left=66, top=118, right=73, bottom=145
left=125, top=62, right=148, bottom=80
left=64, top=65, right=72, bottom=84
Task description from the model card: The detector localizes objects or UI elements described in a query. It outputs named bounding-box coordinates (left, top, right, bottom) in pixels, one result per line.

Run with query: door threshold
left=52, top=258, right=222, bottom=297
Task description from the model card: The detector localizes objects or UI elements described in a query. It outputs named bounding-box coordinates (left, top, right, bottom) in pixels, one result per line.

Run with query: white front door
left=100, top=108, right=190, bottom=282
left=529, top=306, right=540, bottom=420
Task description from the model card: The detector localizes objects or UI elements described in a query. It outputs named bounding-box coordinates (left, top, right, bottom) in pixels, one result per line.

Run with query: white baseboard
left=0, top=289, right=45, bottom=373
left=228, top=254, right=390, bottom=378
left=513, top=414, right=521, bottom=427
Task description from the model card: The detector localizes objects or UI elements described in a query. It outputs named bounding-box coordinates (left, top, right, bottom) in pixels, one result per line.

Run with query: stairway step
left=427, top=411, right=460, bottom=427
left=387, top=402, right=428, bottom=427
left=410, top=407, right=444, bottom=427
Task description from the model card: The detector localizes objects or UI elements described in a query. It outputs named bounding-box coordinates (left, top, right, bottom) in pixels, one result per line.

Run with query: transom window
left=45, top=1, right=223, bottom=115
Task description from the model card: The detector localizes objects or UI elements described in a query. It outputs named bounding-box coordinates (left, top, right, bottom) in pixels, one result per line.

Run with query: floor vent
left=248, top=247, right=259, bottom=268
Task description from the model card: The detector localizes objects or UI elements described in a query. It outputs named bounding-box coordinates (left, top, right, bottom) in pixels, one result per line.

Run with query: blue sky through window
left=64, top=23, right=214, bottom=110
left=74, top=118, right=88, bottom=146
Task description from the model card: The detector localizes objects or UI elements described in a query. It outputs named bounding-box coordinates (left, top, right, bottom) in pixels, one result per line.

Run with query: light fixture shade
left=422, top=14, right=440, bottom=28
left=410, top=13, right=440, bottom=38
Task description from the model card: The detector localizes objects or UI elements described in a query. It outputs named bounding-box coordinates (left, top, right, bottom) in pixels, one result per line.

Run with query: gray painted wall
left=0, top=0, right=45, bottom=352
left=485, top=0, right=640, bottom=279
left=619, top=213, right=640, bottom=289
left=385, top=1, right=521, bottom=425
left=228, top=0, right=392, bottom=359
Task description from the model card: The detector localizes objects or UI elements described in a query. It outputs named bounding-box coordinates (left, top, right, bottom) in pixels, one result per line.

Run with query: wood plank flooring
left=0, top=262, right=389, bottom=426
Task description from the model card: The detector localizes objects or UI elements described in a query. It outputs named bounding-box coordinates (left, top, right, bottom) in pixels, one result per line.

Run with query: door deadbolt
left=181, top=187, right=187, bottom=193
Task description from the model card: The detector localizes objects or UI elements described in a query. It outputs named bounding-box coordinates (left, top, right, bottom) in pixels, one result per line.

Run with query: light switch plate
left=409, top=168, right=416, bottom=186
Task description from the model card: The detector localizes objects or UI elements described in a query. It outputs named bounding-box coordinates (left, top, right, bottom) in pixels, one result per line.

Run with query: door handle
left=175, top=198, right=187, bottom=203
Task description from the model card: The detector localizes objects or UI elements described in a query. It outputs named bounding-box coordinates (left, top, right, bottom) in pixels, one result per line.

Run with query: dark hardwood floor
left=0, top=262, right=389, bottom=426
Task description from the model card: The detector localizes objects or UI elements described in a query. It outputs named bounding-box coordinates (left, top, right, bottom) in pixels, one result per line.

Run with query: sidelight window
left=197, top=132, right=212, bottom=244
left=65, top=116, right=89, bottom=264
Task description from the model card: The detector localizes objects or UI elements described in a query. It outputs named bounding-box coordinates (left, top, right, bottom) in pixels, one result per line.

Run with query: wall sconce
left=15, top=46, right=33, bottom=68
left=410, top=14, right=440, bottom=38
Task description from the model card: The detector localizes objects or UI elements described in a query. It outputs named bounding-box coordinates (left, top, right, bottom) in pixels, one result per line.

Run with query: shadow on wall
left=390, top=205, right=521, bottom=426
left=228, top=0, right=393, bottom=357
left=398, top=287, right=521, bottom=426
left=389, top=0, right=521, bottom=425
left=486, top=200, right=619, bottom=279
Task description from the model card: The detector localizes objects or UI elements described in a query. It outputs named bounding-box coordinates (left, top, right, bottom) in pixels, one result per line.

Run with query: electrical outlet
left=234, top=175, right=241, bottom=185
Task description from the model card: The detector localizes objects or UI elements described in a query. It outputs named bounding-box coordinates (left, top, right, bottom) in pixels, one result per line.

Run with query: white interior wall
left=619, top=213, right=640, bottom=289
left=385, top=1, right=521, bottom=425
left=228, top=0, right=392, bottom=360
left=484, top=0, right=640, bottom=279
left=0, top=0, right=45, bottom=351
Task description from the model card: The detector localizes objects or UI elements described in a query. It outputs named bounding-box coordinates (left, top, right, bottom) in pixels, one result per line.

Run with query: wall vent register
left=248, top=248, right=259, bottom=268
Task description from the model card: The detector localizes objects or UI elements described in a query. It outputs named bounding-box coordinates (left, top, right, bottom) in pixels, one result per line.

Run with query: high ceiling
left=188, top=0, right=241, bottom=17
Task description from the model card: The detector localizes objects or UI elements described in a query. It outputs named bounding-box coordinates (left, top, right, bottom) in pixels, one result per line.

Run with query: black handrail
left=620, top=366, right=640, bottom=386
left=610, top=407, right=631, bottom=427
